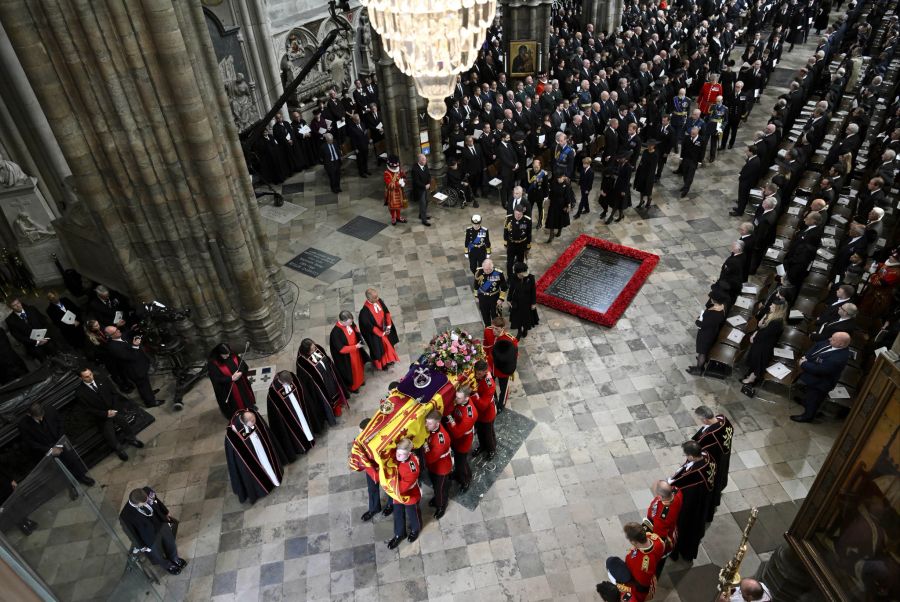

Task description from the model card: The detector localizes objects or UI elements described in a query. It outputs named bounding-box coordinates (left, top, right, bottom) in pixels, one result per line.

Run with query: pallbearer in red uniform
left=423, top=410, right=452, bottom=519
left=471, top=360, right=497, bottom=460
left=602, top=523, right=665, bottom=602
left=691, top=406, right=733, bottom=521
left=265, top=370, right=315, bottom=459
left=384, top=155, right=408, bottom=225
left=358, top=288, right=400, bottom=371
left=357, top=418, right=393, bottom=521
left=643, top=480, right=683, bottom=575
left=207, top=343, right=255, bottom=420
left=329, top=310, right=369, bottom=394
left=698, top=73, right=723, bottom=115
left=489, top=317, right=519, bottom=412
left=224, top=409, right=286, bottom=504
left=668, top=441, right=715, bottom=562
left=445, top=390, right=478, bottom=491
left=387, top=438, right=422, bottom=549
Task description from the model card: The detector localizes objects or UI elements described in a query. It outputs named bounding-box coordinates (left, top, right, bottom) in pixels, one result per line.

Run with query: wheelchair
left=435, top=185, right=467, bottom=208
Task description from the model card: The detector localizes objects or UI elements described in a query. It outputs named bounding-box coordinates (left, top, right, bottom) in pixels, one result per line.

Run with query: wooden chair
left=838, top=365, right=862, bottom=389
left=760, top=363, right=798, bottom=397
left=792, top=295, right=819, bottom=319
left=778, top=327, right=811, bottom=352
left=705, top=342, right=741, bottom=378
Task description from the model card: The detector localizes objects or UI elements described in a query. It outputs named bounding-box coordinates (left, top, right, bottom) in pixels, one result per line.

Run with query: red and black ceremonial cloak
left=295, top=343, right=345, bottom=422
left=224, top=409, right=287, bottom=504
left=669, top=453, right=715, bottom=562
left=328, top=322, right=370, bottom=391
left=358, top=299, right=400, bottom=362
left=266, top=373, right=316, bottom=458
left=691, top=415, right=733, bottom=520
left=208, top=353, right=256, bottom=420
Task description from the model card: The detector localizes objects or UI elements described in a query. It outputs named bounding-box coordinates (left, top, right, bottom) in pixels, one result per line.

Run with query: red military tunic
left=396, top=454, right=422, bottom=505
left=483, top=326, right=497, bottom=373
left=473, top=373, right=497, bottom=423
left=698, top=82, right=723, bottom=114
left=424, top=425, right=453, bottom=475
left=446, top=401, right=478, bottom=452
left=646, top=490, right=683, bottom=555
left=624, top=533, right=665, bottom=602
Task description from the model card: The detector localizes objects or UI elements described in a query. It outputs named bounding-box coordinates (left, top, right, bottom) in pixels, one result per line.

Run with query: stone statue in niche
left=0, top=154, right=29, bottom=188
left=13, top=210, right=55, bottom=244
left=357, top=9, right=374, bottom=73
left=328, top=52, right=348, bottom=90
left=219, top=54, right=257, bottom=131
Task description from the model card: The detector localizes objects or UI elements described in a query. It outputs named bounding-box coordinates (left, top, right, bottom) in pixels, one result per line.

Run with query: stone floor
left=3, top=35, right=845, bottom=602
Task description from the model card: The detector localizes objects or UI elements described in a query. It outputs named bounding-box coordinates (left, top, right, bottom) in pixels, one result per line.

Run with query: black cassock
left=669, top=453, right=715, bottom=561
left=357, top=300, right=400, bottom=363
left=692, top=415, right=733, bottom=521
left=266, top=373, right=316, bottom=458
left=295, top=344, right=342, bottom=426
left=208, top=353, right=256, bottom=420
left=224, top=409, right=288, bottom=504
left=328, top=323, right=370, bottom=389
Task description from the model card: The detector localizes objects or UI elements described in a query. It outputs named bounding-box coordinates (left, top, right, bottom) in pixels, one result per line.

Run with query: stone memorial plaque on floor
left=259, top=201, right=307, bottom=224
left=337, top=216, right=388, bottom=241
left=285, top=248, right=341, bottom=277
left=537, top=235, right=659, bottom=326
left=453, top=409, right=536, bottom=511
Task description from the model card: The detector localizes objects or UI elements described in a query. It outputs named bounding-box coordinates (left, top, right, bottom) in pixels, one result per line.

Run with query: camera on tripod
left=134, top=301, right=191, bottom=356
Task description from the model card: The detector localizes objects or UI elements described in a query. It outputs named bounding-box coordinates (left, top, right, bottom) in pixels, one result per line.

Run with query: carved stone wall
left=205, top=8, right=260, bottom=131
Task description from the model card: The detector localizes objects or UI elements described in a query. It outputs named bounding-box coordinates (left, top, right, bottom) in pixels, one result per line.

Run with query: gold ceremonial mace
left=713, top=507, right=759, bottom=601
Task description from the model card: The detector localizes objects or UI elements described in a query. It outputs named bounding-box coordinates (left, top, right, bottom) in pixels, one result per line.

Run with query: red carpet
left=536, top=234, right=659, bottom=327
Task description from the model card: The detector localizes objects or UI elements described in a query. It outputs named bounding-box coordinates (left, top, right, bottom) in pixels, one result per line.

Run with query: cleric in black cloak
left=266, top=370, right=316, bottom=457
left=668, top=441, right=715, bottom=562
left=691, top=405, right=733, bottom=521
left=328, top=310, right=370, bottom=394
left=295, top=338, right=344, bottom=421
left=358, top=288, right=400, bottom=370
left=225, top=409, right=288, bottom=504
left=208, top=343, right=256, bottom=420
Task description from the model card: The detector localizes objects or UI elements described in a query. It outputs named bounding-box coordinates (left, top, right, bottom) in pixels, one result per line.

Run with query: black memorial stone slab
left=453, top=409, right=536, bottom=511
left=337, top=216, right=388, bottom=241
left=285, top=248, right=341, bottom=278
left=282, top=182, right=305, bottom=195
left=544, top=246, right=641, bottom=314
left=315, top=194, right=338, bottom=206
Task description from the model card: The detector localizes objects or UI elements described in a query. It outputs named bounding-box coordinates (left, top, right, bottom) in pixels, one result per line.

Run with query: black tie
left=20, top=312, right=27, bottom=321
left=91, top=382, right=98, bottom=392
left=330, top=145, right=337, bottom=161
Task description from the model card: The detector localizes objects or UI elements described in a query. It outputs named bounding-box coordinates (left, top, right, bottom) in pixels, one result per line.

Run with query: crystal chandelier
left=361, top=0, right=497, bottom=120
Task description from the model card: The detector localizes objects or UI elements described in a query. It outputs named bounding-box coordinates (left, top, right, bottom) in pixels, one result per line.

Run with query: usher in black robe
left=295, top=344, right=342, bottom=426
left=692, top=416, right=733, bottom=521
left=266, top=373, right=316, bottom=457
left=208, top=353, right=256, bottom=419
left=224, top=409, right=288, bottom=504
left=669, top=453, right=715, bottom=562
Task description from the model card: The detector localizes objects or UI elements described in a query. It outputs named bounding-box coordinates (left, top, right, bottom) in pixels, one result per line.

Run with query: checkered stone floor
left=6, top=35, right=844, bottom=602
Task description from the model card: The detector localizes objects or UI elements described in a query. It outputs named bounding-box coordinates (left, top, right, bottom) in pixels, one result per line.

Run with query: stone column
left=371, top=29, right=419, bottom=165
left=0, top=0, right=285, bottom=352
left=501, top=0, right=554, bottom=75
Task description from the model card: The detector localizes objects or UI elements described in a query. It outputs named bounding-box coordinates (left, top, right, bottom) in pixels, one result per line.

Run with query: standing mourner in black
left=5, top=298, right=57, bottom=361
left=104, top=326, right=164, bottom=408
left=75, top=368, right=143, bottom=461
left=17, top=402, right=95, bottom=486
left=633, top=140, right=659, bottom=209
left=691, top=407, right=733, bottom=521
left=46, top=291, right=84, bottom=349
left=503, top=205, right=532, bottom=275
left=605, top=153, right=633, bottom=224
left=473, top=259, right=508, bottom=326
left=0, top=328, right=27, bottom=385
left=411, top=153, right=432, bottom=226
left=119, top=487, right=187, bottom=575
left=545, top=174, right=574, bottom=243
left=464, top=215, right=492, bottom=275
left=508, top=262, right=538, bottom=339
left=347, top=114, right=371, bottom=177
left=320, top=133, right=342, bottom=193
left=679, top=126, right=704, bottom=198
left=524, top=159, right=549, bottom=228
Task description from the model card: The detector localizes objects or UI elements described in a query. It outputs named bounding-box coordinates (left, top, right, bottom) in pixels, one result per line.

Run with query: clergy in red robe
left=207, top=343, right=255, bottom=420
left=668, top=441, right=715, bottom=562
left=423, top=410, right=452, bottom=519
left=224, top=409, right=286, bottom=504
left=691, top=406, right=732, bottom=521
left=358, top=288, right=400, bottom=370
left=295, top=338, right=344, bottom=420
left=328, top=311, right=369, bottom=393
left=266, top=370, right=316, bottom=458
left=644, top=480, right=683, bottom=575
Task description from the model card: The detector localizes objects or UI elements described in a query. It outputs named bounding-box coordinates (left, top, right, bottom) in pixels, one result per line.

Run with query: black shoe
left=69, top=487, right=80, bottom=501
left=152, top=388, right=160, bottom=395
left=598, top=210, right=607, bottom=219
left=166, top=563, right=182, bottom=575
left=472, top=447, right=482, bottom=457
left=23, top=518, right=38, bottom=531
left=790, top=415, right=812, bottom=423
left=604, top=215, right=614, bottom=225
left=407, top=531, right=419, bottom=543
left=18, top=521, right=34, bottom=536
left=573, top=212, right=581, bottom=219
left=422, top=221, right=431, bottom=227
left=382, top=505, right=394, bottom=517
left=740, top=384, right=755, bottom=397
left=434, top=508, right=446, bottom=519
left=387, top=536, right=403, bottom=549
left=116, top=449, right=129, bottom=461
left=145, top=400, right=164, bottom=408
left=680, top=191, right=688, bottom=198
left=127, top=439, right=144, bottom=449
left=78, top=475, right=96, bottom=487
left=174, top=558, right=188, bottom=569
left=728, top=209, right=741, bottom=216
left=636, top=200, right=645, bottom=208
left=473, top=201, right=480, bottom=208
left=361, top=510, right=376, bottom=522
left=686, top=366, right=702, bottom=375
left=614, top=213, right=624, bottom=223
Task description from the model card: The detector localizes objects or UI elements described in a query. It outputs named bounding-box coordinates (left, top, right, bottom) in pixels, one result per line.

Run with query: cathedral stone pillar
left=0, top=0, right=286, bottom=352
left=371, top=29, right=420, bottom=166
left=500, top=0, right=553, bottom=75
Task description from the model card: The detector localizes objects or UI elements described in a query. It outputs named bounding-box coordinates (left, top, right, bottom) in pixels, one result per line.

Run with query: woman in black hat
left=687, top=291, right=728, bottom=375
left=507, top=262, right=538, bottom=339
left=545, top=173, right=574, bottom=243
left=633, top=140, right=659, bottom=209
left=605, top=152, right=633, bottom=224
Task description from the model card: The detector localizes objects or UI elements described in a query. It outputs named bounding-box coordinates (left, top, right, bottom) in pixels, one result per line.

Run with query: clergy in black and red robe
left=295, top=338, right=344, bottom=421
left=358, top=288, right=400, bottom=370
left=266, top=370, right=315, bottom=458
left=668, top=441, right=715, bottom=562
left=224, top=409, right=286, bottom=504
left=208, top=343, right=255, bottom=420
left=691, top=406, right=733, bottom=521
left=328, top=311, right=369, bottom=393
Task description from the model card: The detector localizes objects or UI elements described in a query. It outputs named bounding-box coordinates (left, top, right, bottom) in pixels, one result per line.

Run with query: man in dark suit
left=75, top=367, right=143, bottom=460
left=495, top=131, right=518, bottom=208
left=731, top=145, right=762, bottom=216
left=791, top=332, right=852, bottom=423
left=718, top=241, right=746, bottom=302
left=460, top=135, right=485, bottom=202
left=0, top=328, right=27, bottom=385
left=46, top=291, right=84, bottom=349
left=749, top=198, right=778, bottom=275
left=832, top=223, right=867, bottom=279
left=737, top=222, right=756, bottom=282
left=411, top=153, right=432, bottom=227
left=320, top=133, right=342, bottom=193
left=783, top=212, right=823, bottom=286
left=678, top=126, right=704, bottom=197
left=119, top=486, right=187, bottom=575
left=87, top=285, right=130, bottom=329
left=365, top=103, right=384, bottom=146
left=17, top=402, right=95, bottom=486
left=817, top=285, right=855, bottom=328
left=601, top=119, right=620, bottom=165
left=104, top=326, right=163, bottom=408
left=811, top=303, right=857, bottom=342
left=5, top=299, right=57, bottom=361
left=346, top=114, right=371, bottom=177
left=854, top=177, right=886, bottom=223
left=802, top=108, right=828, bottom=149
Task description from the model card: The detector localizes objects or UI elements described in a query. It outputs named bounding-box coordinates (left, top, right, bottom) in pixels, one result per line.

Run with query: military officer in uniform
left=671, top=89, right=691, bottom=152
left=643, top=480, right=683, bottom=576
left=503, top=205, right=531, bottom=275
left=464, top=215, right=492, bottom=275
left=602, top=523, right=665, bottom=602
left=706, top=96, right=728, bottom=163
left=473, top=259, right=508, bottom=326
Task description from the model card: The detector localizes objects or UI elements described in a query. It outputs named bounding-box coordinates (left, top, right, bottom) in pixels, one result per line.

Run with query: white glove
left=399, top=178, right=406, bottom=187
